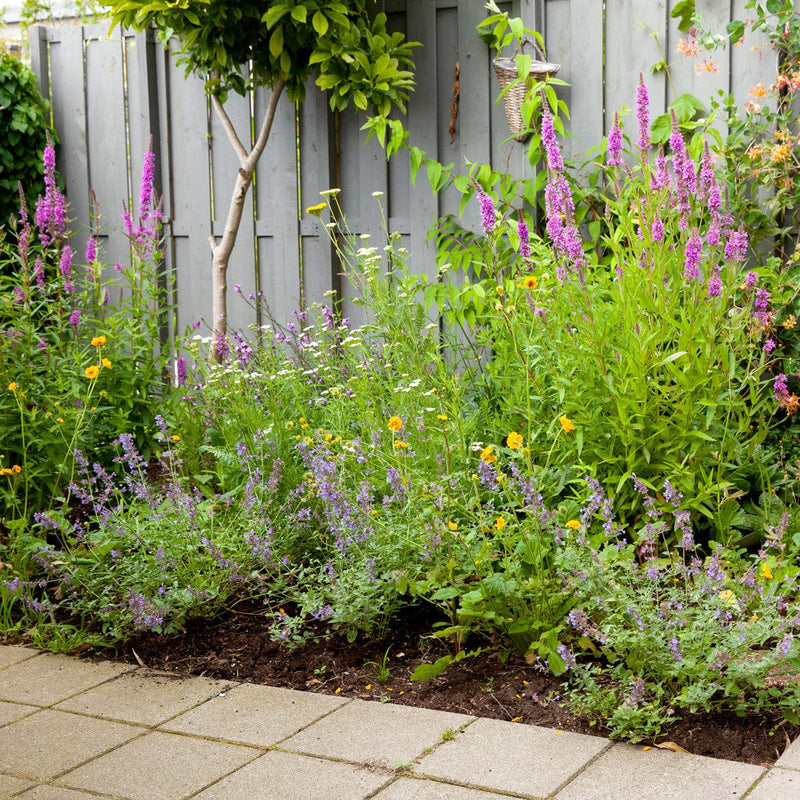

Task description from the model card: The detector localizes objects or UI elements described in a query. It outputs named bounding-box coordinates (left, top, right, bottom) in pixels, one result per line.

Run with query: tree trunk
left=209, top=78, right=287, bottom=362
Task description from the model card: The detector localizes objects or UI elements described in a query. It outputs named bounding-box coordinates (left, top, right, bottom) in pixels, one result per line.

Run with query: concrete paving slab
left=161, top=682, right=346, bottom=747
left=58, top=730, right=259, bottom=800
left=17, top=786, right=115, bottom=800
left=414, top=718, right=608, bottom=798
left=553, top=743, right=765, bottom=800
left=0, top=709, right=141, bottom=781
left=0, top=646, right=39, bottom=670
left=0, top=654, right=133, bottom=706
left=0, top=701, right=39, bottom=727
left=283, top=699, right=474, bottom=768
left=192, top=749, right=391, bottom=800
left=0, top=773, right=34, bottom=798
left=776, top=735, right=800, bottom=771
left=54, top=669, right=234, bottom=726
left=745, top=767, right=800, bottom=800
left=373, top=776, right=529, bottom=800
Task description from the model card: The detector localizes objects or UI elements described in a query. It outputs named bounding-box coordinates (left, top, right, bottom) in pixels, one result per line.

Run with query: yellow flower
left=0, top=468, right=11, bottom=476
left=306, top=202, right=327, bottom=215
left=523, top=275, right=538, bottom=290
left=102, top=358, right=112, bottom=369
left=782, top=315, right=796, bottom=330
left=393, top=440, right=408, bottom=449
left=57, top=417, right=64, bottom=423
left=85, top=365, right=99, bottom=380
left=750, top=82, right=766, bottom=99
left=7, top=382, right=16, bottom=392
left=172, top=435, right=180, bottom=442
left=387, top=416, right=403, bottom=432
left=90, top=335, right=107, bottom=347
left=480, top=445, right=497, bottom=464
left=718, top=589, right=738, bottom=606
left=761, top=564, right=773, bottom=580
left=495, top=285, right=504, bottom=296
left=495, top=516, right=506, bottom=530
left=11, top=465, right=21, bottom=474
left=506, top=431, right=523, bottom=450
left=447, top=521, right=458, bottom=531
left=559, top=414, right=576, bottom=433
left=437, top=414, right=448, bottom=421
left=565, top=519, right=581, bottom=530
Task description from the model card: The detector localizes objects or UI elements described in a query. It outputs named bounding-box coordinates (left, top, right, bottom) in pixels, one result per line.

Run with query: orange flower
left=506, top=431, right=523, bottom=450
left=523, top=275, right=538, bottom=290
left=495, top=516, right=506, bottom=530
left=750, top=82, right=766, bottom=99
left=387, top=416, right=403, bottom=432
left=559, top=414, right=576, bottom=433
left=85, top=365, right=99, bottom=380
left=393, top=440, right=408, bottom=449
left=7, top=382, right=16, bottom=392
left=90, top=335, right=107, bottom=347
left=480, top=445, right=497, bottom=464
left=102, top=358, right=112, bottom=368
left=11, top=465, right=21, bottom=474
left=565, top=519, right=581, bottom=530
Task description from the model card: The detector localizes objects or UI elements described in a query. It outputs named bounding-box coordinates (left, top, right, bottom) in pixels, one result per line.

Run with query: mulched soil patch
left=108, top=602, right=798, bottom=767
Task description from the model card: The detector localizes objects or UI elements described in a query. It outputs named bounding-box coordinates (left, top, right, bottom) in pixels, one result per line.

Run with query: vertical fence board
left=163, top=45, right=212, bottom=335
left=256, top=88, right=302, bottom=327
left=84, top=28, right=129, bottom=270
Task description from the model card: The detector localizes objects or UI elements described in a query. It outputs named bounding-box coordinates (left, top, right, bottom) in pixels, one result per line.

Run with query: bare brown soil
left=112, top=603, right=797, bottom=767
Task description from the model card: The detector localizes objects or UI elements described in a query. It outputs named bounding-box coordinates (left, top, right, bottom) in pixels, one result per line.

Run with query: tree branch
left=247, top=78, right=287, bottom=169
left=210, top=92, right=248, bottom=164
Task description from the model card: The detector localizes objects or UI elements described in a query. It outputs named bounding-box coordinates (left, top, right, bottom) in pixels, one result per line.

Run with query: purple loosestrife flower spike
left=774, top=373, right=789, bottom=400
left=724, top=226, right=748, bottom=262
left=517, top=216, right=531, bottom=257
left=478, top=191, right=496, bottom=235
left=745, top=271, right=758, bottom=291
left=763, top=338, right=776, bottom=353
left=683, top=235, right=702, bottom=281
left=607, top=111, right=623, bottom=167
left=541, top=108, right=564, bottom=173
left=636, top=73, right=650, bottom=153
left=35, top=138, right=68, bottom=246
left=707, top=269, right=722, bottom=298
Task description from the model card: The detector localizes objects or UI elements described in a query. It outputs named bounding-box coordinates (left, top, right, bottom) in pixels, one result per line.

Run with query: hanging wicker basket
left=494, top=57, right=560, bottom=143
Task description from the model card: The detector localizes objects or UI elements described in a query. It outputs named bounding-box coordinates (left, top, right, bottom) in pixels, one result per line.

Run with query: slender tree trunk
left=209, top=77, right=287, bottom=362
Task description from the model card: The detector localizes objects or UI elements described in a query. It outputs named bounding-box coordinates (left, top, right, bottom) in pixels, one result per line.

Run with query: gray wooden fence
left=30, top=1, right=771, bottom=336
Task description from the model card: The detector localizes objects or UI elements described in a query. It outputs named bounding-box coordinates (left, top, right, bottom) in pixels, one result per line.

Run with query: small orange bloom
left=90, top=335, right=107, bottom=347
left=480, top=445, right=497, bottom=464
left=7, top=382, right=16, bottom=392
left=565, top=519, right=581, bottom=530
left=495, top=516, right=506, bottom=530
left=85, top=365, right=99, bottom=380
left=523, top=275, right=538, bottom=290
left=387, top=416, right=403, bottom=432
left=559, top=414, right=576, bottom=433
left=102, top=358, right=112, bottom=368
left=506, top=431, right=523, bottom=450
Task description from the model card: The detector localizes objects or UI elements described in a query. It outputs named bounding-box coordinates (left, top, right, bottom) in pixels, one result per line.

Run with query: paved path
left=0, top=644, right=798, bottom=799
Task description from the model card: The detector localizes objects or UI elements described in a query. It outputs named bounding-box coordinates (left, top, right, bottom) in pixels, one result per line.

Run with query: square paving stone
left=553, top=743, right=765, bottom=800
left=414, top=718, right=608, bottom=798
left=373, top=776, right=529, bottom=800
left=58, top=730, right=258, bottom=800
left=161, top=682, right=346, bottom=747
left=283, top=700, right=474, bottom=768
left=192, top=749, right=390, bottom=800
left=777, top=735, right=800, bottom=771
left=0, top=701, right=39, bottom=727
left=0, top=709, right=141, bottom=781
left=17, top=786, right=113, bottom=800
left=55, top=670, right=235, bottom=726
left=0, top=646, right=39, bottom=671
left=746, top=768, right=800, bottom=800
left=0, top=773, right=34, bottom=798
left=0, top=654, right=133, bottom=706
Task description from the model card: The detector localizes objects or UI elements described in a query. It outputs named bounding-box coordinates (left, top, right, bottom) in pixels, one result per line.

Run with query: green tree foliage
left=0, top=51, right=53, bottom=227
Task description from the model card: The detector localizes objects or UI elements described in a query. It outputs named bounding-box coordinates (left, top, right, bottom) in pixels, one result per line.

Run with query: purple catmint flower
left=774, top=373, right=789, bottom=400
left=669, top=635, right=683, bottom=663
left=555, top=644, right=576, bottom=671
left=478, top=191, right=495, bottom=235
left=724, top=227, right=748, bottom=262
left=636, top=73, right=650, bottom=153
left=778, top=635, right=793, bottom=658
left=745, top=271, right=758, bottom=291
left=626, top=679, right=646, bottom=707
left=517, top=216, right=530, bottom=257
left=607, top=111, right=623, bottom=167
left=683, top=235, right=703, bottom=281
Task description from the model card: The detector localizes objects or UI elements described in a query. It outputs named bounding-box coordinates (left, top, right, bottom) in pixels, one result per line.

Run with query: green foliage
left=104, top=0, right=416, bottom=114
left=0, top=52, right=53, bottom=227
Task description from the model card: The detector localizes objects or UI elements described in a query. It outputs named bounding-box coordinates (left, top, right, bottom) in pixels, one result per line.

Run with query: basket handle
left=518, top=35, right=547, bottom=62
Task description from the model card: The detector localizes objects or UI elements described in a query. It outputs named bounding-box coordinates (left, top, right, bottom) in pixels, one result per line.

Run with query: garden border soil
left=106, top=603, right=799, bottom=767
